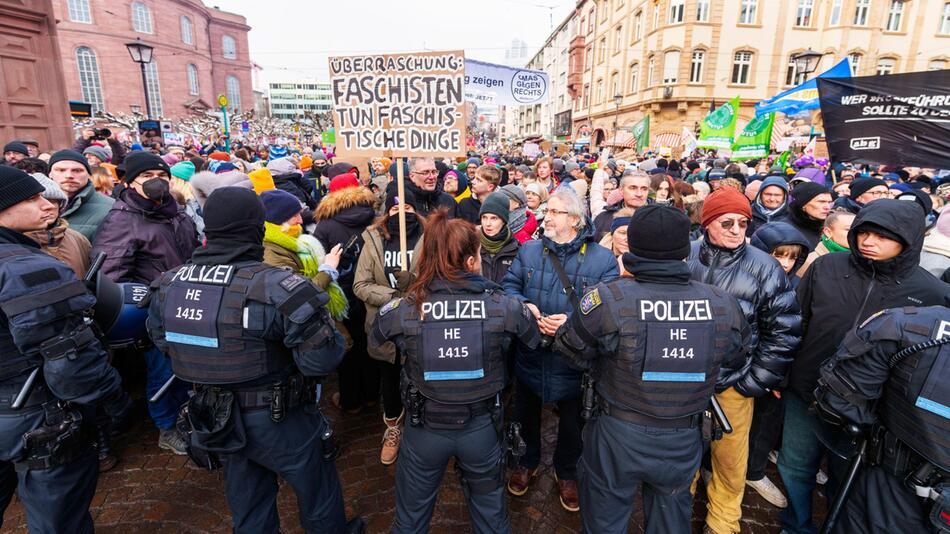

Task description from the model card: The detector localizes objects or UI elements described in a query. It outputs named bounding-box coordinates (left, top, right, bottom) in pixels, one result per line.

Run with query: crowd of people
left=0, top=128, right=948, bottom=534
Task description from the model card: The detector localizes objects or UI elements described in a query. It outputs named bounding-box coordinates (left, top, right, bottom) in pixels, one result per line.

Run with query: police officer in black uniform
left=553, top=204, right=748, bottom=534
left=370, top=209, right=540, bottom=534
left=146, top=187, right=359, bottom=534
left=0, top=167, right=130, bottom=533
left=814, top=305, right=950, bottom=534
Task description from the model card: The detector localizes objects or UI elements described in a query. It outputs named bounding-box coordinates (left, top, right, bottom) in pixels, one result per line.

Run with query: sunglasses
left=720, top=219, right=749, bottom=230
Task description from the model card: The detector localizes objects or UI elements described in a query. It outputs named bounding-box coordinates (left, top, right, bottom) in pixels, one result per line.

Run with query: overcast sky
left=209, top=0, right=576, bottom=85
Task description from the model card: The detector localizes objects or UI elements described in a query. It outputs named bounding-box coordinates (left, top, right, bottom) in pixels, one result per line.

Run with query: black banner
left=817, top=70, right=950, bottom=168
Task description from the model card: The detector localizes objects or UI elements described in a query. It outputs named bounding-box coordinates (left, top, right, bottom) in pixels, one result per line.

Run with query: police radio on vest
left=639, top=299, right=712, bottom=322
left=421, top=299, right=487, bottom=320
left=172, top=264, right=235, bottom=285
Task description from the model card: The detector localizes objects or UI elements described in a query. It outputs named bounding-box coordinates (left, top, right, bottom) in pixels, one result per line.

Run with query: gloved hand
left=394, top=270, right=415, bottom=294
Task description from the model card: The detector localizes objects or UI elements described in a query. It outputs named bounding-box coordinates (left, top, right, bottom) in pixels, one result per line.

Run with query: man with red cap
left=686, top=186, right=802, bottom=534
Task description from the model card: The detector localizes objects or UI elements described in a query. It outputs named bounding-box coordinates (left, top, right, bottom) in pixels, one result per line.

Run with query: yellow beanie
left=248, top=168, right=275, bottom=195
left=299, top=155, right=313, bottom=171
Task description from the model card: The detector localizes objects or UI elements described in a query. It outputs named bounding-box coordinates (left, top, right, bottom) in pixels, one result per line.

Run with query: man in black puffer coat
left=777, top=199, right=950, bottom=534
left=405, top=157, right=457, bottom=217
left=685, top=186, right=802, bottom=534
left=313, top=174, right=379, bottom=413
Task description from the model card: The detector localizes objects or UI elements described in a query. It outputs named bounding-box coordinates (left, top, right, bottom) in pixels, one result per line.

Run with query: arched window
left=647, top=55, right=656, bottom=86
left=131, top=2, right=152, bottom=33
left=731, top=51, right=753, bottom=84
left=848, top=53, right=863, bottom=76
left=144, top=60, right=162, bottom=117
left=663, top=50, right=680, bottom=84
left=222, top=35, right=237, bottom=59
left=181, top=16, right=194, bottom=45
left=690, top=50, right=705, bottom=83
left=75, top=46, right=103, bottom=113
left=628, top=63, right=639, bottom=93
left=876, top=58, right=896, bottom=76
left=67, top=0, right=91, bottom=23
left=226, top=76, right=241, bottom=111
left=187, top=64, right=199, bottom=96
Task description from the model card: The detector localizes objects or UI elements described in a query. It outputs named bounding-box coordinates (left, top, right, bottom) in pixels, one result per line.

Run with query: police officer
left=370, top=209, right=540, bottom=534
left=146, top=187, right=360, bottom=534
left=553, top=204, right=748, bottom=534
left=814, top=305, right=950, bottom=534
left=0, top=167, right=130, bottom=533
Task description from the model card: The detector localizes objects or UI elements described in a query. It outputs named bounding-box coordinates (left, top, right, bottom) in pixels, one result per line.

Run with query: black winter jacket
left=480, top=236, right=519, bottom=285
left=312, top=187, right=377, bottom=295
left=687, top=235, right=802, bottom=396
left=273, top=172, right=316, bottom=209
left=405, top=180, right=457, bottom=218
left=778, top=204, right=823, bottom=250
left=592, top=201, right=623, bottom=241
left=788, top=199, right=950, bottom=402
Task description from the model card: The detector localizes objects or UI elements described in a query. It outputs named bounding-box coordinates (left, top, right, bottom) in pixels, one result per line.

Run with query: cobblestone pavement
left=3, top=392, right=827, bottom=533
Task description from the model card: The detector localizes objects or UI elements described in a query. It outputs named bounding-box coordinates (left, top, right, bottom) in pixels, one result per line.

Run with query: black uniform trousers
left=832, top=465, right=933, bottom=534
left=578, top=413, right=702, bottom=534
left=0, top=460, right=16, bottom=528
left=223, top=406, right=345, bottom=534
left=0, top=409, right=99, bottom=534
left=393, top=413, right=509, bottom=534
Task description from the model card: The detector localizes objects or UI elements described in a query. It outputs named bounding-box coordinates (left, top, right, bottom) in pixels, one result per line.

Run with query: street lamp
left=792, top=48, right=824, bottom=82
left=126, top=39, right=154, bottom=118
left=612, top=93, right=623, bottom=143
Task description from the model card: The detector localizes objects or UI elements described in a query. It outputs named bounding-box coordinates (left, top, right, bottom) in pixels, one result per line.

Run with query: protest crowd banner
left=697, top=96, right=740, bottom=150
left=464, top=59, right=549, bottom=106
left=731, top=113, right=775, bottom=160
left=329, top=50, right=467, bottom=268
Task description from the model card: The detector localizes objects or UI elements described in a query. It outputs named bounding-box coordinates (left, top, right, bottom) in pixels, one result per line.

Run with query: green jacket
left=63, top=182, right=114, bottom=242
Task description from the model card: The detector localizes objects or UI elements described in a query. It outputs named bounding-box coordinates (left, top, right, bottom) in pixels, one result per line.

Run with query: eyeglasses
left=411, top=169, right=438, bottom=176
left=547, top=208, right=571, bottom=217
left=865, top=190, right=888, bottom=198
left=719, top=219, right=749, bottom=230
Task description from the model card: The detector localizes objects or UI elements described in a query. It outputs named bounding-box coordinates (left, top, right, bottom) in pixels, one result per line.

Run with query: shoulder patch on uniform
left=279, top=273, right=307, bottom=293
left=580, top=288, right=601, bottom=315
left=380, top=298, right=401, bottom=316
left=858, top=309, right=886, bottom=330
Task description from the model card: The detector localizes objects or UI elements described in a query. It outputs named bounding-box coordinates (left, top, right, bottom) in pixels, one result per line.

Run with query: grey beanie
left=31, top=173, right=68, bottom=203
left=83, top=145, right=110, bottom=163
left=499, top=184, right=527, bottom=207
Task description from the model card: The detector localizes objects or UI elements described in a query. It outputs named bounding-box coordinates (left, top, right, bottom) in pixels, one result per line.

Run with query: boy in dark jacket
left=778, top=199, right=950, bottom=534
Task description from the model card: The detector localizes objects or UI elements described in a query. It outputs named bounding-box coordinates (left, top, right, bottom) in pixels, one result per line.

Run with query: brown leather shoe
left=506, top=465, right=539, bottom=496
left=556, top=476, right=580, bottom=512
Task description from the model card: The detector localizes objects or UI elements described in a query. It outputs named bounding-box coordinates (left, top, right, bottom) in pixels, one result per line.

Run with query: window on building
left=75, top=46, right=103, bottom=113
left=180, top=16, right=193, bottom=44
left=598, top=37, right=606, bottom=62
left=600, top=0, right=607, bottom=20
left=144, top=60, right=162, bottom=117
left=580, top=16, right=586, bottom=33
left=829, top=0, right=842, bottom=25
left=131, top=1, right=152, bottom=33
left=876, top=58, right=896, bottom=75
left=690, top=50, right=705, bottom=83
left=67, top=0, right=91, bottom=23
left=854, top=0, right=870, bottom=26
left=732, top=51, right=752, bottom=84
left=669, top=0, right=685, bottom=23
left=588, top=9, right=595, bottom=32
left=795, top=0, right=814, bottom=27
left=610, top=72, right=619, bottom=98
left=615, top=26, right=623, bottom=51
left=647, top=56, right=656, bottom=86
left=596, top=79, right=604, bottom=103
left=227, top=76, right=241, bottom=111
left=583, top=83, right=590, bottom=107
left=739, top=0, right=757, bottom=24
left=629, top=63, right=639, bottom=92
left=885, top=1, right=903, bottom=31
left=187, top=64, right=199, bottom=96
left=849, top=53, right=862, bottom=75
left=652, top=4, right=660, bottom=29
left=222, top=35, right=237, bottom=59
left=585, top=46, right=593, bottom=69
left=696, top=0, right=710, bottom=22
left=785, top=56, right=801, bottom=85
left=943, top=3, right=950, bottom=34
left=663, top=50, right=680, bottom=84
left=634, top=11, right=642, bottom=40
left=929, top=59, right=947, bottom=71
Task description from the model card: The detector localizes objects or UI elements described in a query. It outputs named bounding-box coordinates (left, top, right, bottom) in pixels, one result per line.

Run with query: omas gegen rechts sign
left=464, top=59, right=549, bottom=106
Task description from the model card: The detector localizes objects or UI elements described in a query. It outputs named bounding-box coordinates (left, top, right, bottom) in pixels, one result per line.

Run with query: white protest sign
left=328, top=50, right=466, bottom=158
left=464, top=59, right=549, bottom=106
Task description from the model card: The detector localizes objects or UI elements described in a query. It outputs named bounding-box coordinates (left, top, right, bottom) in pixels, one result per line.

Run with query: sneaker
left=380, top=412, right=404, bottom=465
left=555, top=476, right=580, bottom=512
left=816, top=469, right=828, bottom=485
left=158, top=428, right=187, bottom=455
left=507, top=465, right=539, bottom=496
left=769, top=450, right=779, bottom=464
left=747, top=476, right=788, bottom=508
left=701, top=468, right=712, bottom=486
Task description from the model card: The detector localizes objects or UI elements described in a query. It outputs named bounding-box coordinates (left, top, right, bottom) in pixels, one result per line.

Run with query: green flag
left=630, top=116, right=650, bottom=153
left=321, top=129, right=336, bottom=145
left=697, top=96, right=740, bottom=150
left=731, top=113, right=775, bottom=160
left=777, top=150, right=792, bottom=169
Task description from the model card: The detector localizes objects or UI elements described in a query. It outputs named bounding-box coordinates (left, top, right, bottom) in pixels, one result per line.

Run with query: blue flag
left=755, top=58, right=852, bottom=116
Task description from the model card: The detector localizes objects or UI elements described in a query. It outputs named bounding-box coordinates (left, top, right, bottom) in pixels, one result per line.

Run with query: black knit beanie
left=627, top=204, right=691, bottom=260
left=203, top=187, right=265, bottom=242
left=122, top=151, right=170, bottom=183
left=790, top=182, right=830, bottom=210
left=48, top=149, right=91, bottom=174
left=0, top=166, right=45, bottom=213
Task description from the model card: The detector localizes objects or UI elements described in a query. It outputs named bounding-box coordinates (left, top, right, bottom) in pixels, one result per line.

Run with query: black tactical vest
left=595, top=278, right=742, bottom=419
left=157, top=263, right=293, bottom=385
left=396, top=290, right=512, bottom=405
left=878, top=308, right=950, bottom=471
left=0, top=245, right=51, bottom=387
